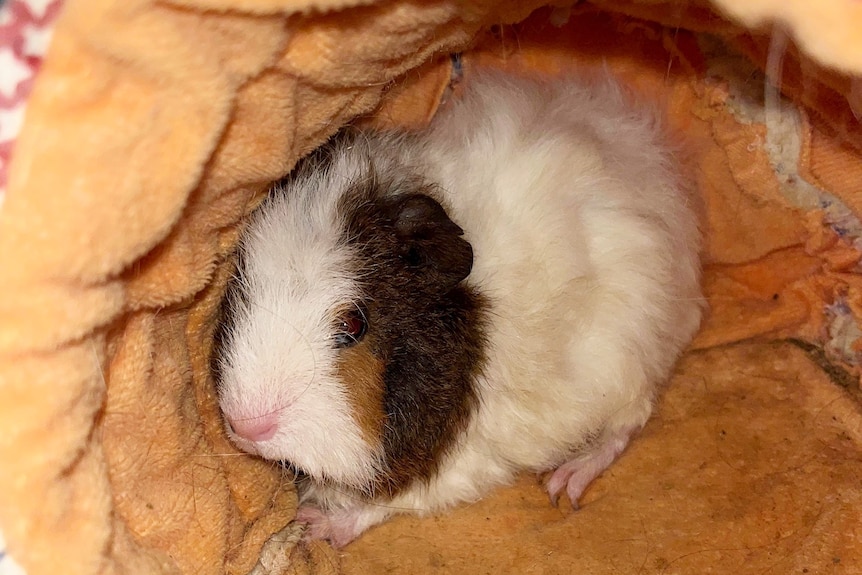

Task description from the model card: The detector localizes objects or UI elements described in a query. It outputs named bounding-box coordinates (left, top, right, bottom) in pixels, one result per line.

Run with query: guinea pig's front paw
left=295, top=506, right=351, bottom=548
left=295, top=504, right=386, bottom=549
left=546, top=427, right=634, bottom=508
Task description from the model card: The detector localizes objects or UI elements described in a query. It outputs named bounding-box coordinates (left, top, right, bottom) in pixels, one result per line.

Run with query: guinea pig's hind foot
left=295, top=503, right=391, bottom=548
left=545, top=426, right=636, bottom=508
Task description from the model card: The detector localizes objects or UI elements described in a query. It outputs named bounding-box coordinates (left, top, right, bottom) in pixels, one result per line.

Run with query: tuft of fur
left=216, top=70, right=705, bottom=547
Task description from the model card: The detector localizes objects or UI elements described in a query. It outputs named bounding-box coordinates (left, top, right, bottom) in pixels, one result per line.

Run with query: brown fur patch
left=331, top=141, right=489, bottom=499
left=335, top=342, right=386, bottom=447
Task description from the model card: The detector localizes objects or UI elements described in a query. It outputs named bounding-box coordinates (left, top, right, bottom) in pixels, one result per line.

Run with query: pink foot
left=295, top=506, right=360, bottom=548
left=546, top=427, right=635, bottom=508
left=295, top=504, right=389, bottom=548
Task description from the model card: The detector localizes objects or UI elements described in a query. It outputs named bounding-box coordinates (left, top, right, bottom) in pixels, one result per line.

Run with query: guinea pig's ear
left=390, top=194, right=474, bottom=292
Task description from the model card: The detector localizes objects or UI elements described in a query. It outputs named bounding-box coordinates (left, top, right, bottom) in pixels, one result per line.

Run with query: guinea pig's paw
left=295, top=504, right=384, bottom=549
left=295, top=506, right=346, bottom=547
left=545, top=428, right=634, bottom=508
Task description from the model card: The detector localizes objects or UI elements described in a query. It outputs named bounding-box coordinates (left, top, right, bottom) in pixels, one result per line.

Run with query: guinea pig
left=214, top=69, right=705, bottom=548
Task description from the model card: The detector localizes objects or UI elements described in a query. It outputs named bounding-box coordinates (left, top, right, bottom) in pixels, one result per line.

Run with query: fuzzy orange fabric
left=0, top=0, right=861, bottom=574
left=344, top=342, right=862, bottom=573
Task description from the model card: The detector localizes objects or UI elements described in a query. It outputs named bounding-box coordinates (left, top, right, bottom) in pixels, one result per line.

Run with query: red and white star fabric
left=0, top=0, right=64, bottom=206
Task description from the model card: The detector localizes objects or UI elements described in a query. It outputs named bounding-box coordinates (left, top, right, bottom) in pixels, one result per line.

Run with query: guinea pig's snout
left=226, top=413, right=279, bottom=442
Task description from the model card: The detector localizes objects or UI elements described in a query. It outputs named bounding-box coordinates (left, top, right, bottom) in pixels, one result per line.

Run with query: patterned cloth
left=0, top=0, right=63, bottom=206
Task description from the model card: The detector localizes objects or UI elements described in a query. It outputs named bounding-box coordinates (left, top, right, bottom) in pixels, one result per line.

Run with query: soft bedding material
left=1, top=0, right=861, bottom=574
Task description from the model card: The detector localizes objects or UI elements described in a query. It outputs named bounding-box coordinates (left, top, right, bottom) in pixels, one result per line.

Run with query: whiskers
left=191, top=451, right=254, bottom=458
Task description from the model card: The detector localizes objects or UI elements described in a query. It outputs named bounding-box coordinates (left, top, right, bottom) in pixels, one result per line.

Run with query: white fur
left=220, top=70, right=705, bottom=544
left=218, top=150, right=386, bottom=489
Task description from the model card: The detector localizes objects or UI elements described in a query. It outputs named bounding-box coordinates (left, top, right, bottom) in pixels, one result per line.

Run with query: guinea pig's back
left=412, top=71, right=704, bottom=471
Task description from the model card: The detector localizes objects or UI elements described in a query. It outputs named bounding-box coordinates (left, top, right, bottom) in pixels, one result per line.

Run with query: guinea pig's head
left=215, top=136, right=487, bottom=497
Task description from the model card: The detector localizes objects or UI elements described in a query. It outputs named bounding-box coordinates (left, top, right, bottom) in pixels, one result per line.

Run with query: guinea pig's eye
left=333, top=307, right=368, bottom=348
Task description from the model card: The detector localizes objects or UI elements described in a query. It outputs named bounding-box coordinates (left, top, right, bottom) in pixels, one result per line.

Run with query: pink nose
left=228, top=414, right=278, bottom=442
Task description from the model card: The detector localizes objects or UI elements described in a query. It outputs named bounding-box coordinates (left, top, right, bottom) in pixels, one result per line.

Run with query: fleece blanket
left=0, top=0, right=861, bottom=574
